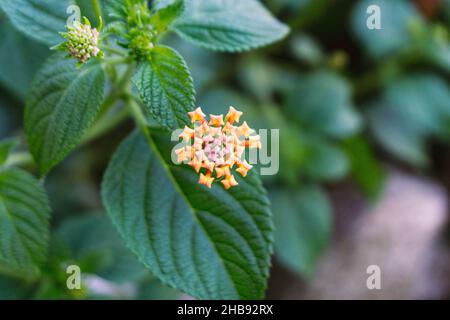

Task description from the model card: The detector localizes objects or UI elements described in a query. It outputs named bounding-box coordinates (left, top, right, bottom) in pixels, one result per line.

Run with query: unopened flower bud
left=54, top=17, right=103, bottom=64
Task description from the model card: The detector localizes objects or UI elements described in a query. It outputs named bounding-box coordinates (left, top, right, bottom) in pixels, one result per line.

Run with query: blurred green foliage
left=0, top=0, right=449, bottom=298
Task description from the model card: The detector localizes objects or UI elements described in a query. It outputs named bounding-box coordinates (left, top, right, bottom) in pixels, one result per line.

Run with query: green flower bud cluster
left=128, top=27, right=155, bottom=61
left=55, top=17, right=103, bottom=64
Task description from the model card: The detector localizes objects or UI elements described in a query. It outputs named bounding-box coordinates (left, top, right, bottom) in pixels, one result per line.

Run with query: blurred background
left=1, top=0, right=450, bottom=299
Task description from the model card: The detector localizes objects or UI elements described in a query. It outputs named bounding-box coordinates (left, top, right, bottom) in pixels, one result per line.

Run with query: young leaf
left=151, top=0, right=185, bottom=34
left=173, top=0, right=289, bottom=52
left=102, top=131, right=273, bottom=299
left=272, top=186, right=331, bottom=277
left=0, top=168, right=50, bottom=274
left=0, top=0, right=70, bottom=46
left=0, top=138, right=19, bottom=166
left=25, top=54, right=105, bottom=175
left=132, top=45, right=195, bottom=130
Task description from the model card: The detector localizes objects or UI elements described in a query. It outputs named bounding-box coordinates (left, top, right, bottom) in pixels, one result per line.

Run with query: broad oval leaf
left=132, top=45, right=195, bottom=130
left=173, top=0, right=289, bottom=52
left=102, top=131, right=273, bottom=299
left=0, top=168, right=50, bottom=274
left=0, top=0, right=70, bottom=46
left=25, top=54, right=105, bottom=175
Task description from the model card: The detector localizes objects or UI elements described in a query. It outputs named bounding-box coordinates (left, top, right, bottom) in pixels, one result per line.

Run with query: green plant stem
left=92, top=0, right=102, bottom=20
left=102, top=46, right=128, bottom=57
left=98, top=63, right=134, bottom=116
left=127, top=96, right=149, bottom=136
left=81, top=106, right=130, bottom=144
left=102, top=57, right=130, bottom=65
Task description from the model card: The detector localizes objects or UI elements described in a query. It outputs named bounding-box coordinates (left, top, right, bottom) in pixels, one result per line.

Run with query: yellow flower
left=175, top=106, right=260, bottom=189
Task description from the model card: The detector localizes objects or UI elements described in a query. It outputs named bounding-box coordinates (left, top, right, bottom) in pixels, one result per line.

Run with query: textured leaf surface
left=102, top=131, right=273, bottom=299
left=133, top=46, right=195, bottom=130
left=272, top=186, right=331, bottom=277
left=0, top=0, right=69, bottom=45
left=173, top=0, right=289, bottom=52
left=25, top=55, right=105, bottom=175
left=0, top=168, right=50, bottom=273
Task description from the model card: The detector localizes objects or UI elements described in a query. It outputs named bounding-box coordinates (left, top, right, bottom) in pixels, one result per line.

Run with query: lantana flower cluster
left=55, top=17, right=102, bottom=64
left=175, top=107, right=261, bottom=189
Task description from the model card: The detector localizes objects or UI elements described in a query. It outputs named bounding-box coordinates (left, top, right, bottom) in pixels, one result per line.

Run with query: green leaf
left=342, top=136, right=385, bottom=200
left=421, top=25, right=450, bottom=74
left=133, top=45, right=195, bottom=130
left=103, top=0, right=127, bottom=21
left=25, top=54, right=105, bottom=175
left=173, top=0, right=289, bottom=52
left=0, top=168, right=50, bottom=274
left=290, top=34, right=325, bottom=66
left=0, top=0, right=70, bottom=46
left=285, top=71, right=362, bottom=139
left=0, top=138, right=19, bottom=166
left=102, top=131, right=273, bottom=299
left=56, top=214, right=148, bottom=283
left=368, top=74, right=450, bottom=166
left=303, top=136, right=349, bottom=181
left=272, top=186, right=331, bottom=277
left=151, top=0, right=185, bottom=34
left=0, top=19, right=49, bottom=99
left=351, top=0, right=421, bottom=58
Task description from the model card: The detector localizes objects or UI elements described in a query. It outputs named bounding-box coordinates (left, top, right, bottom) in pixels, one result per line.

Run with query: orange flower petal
left=226, top=106, right=243, bottom=124
left=188, top=107, right=206, bottom=123
left=209, top=114, right=224, bottom=127
left=199, top=172, right=214, bottom=188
